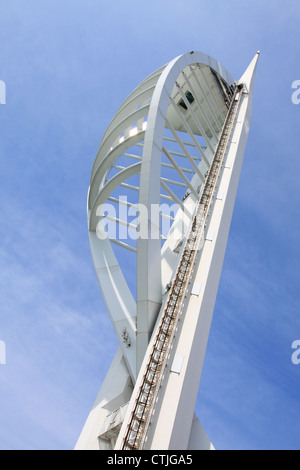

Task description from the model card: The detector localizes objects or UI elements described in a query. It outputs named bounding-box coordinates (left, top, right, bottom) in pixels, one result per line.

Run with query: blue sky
left=0, top=0, right=300, bottom=450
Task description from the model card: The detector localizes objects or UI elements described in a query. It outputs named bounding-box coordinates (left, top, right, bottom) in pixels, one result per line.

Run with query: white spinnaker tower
left=75, top=51, right=259, bottom=450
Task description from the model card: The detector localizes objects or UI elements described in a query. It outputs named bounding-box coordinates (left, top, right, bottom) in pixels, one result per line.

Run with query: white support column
left=75, top=348, right=133, bottom=451
left=187, top=414, right=215, bottom=450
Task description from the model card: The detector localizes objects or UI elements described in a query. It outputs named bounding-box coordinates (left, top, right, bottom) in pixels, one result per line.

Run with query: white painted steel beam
left=162, top=146, right=199, bottom=198
left=160, top=180, right=185, bottom=210
left=165, top=118, right=207, bottom=183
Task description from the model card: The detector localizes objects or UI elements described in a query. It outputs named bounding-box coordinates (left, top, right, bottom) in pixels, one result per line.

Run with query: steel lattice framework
left=76, top=51, right=259, bottom=450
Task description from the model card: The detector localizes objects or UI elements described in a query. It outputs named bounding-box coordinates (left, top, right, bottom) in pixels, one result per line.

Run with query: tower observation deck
left=75, top=51, right=259, bottom=450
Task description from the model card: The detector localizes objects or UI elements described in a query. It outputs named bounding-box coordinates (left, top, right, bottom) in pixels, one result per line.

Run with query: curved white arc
left=90, top=67, right=167, bottom=186
left=89, top=232, right=137, bottom=381
left=89, top=162, right=141, bottom=232
left=91, top=105, right=149, bottom=182
left=88, top=132, right=145, bottom=211
left=136, top=51, right=234, bottom=373
left=115, top=65, right=166, bottom=117
left=111, top=84, right=155, bottom=125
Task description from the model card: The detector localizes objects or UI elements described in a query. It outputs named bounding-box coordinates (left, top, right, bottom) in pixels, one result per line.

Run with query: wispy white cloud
left=0, top=196, right=117, bottom=449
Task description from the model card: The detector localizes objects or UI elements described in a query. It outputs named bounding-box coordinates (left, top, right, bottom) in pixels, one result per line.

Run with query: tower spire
left=239, top=51, right=260, bottom=92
